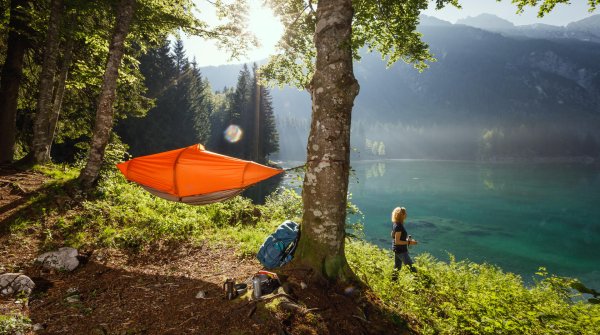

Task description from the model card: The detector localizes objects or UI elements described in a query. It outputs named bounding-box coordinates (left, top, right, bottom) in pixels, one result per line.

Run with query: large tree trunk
left=32, top=0, right=64, bottom=164
left=294, top=0, right=360, bottom=283
left=0, top=0, right=30, bottom=163
left=79, top=0, right=135, bottom=188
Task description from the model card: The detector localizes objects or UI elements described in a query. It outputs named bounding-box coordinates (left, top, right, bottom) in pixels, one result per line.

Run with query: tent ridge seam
left=172, top=147, right=187, bottom=196
left=241, top=162, right=249, bottom=188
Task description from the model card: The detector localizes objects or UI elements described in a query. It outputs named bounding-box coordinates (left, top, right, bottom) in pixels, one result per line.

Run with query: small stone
left=66, top=295, right=81, bottom=303
left=33, top=323, right=45, bottom=331
left=195, top=290, right=207, bottom=299
left=300, top=281, right=307, bottom=290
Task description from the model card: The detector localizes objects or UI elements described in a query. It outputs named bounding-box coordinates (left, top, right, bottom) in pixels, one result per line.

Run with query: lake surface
left=291, top=160, right=600, bottom=287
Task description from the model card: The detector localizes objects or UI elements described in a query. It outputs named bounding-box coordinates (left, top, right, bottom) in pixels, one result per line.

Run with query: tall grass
left=346, top=241, right=600, bottom=334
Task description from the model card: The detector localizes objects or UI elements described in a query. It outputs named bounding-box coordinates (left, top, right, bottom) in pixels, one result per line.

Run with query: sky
left=183, top=0, right=597, bottom=67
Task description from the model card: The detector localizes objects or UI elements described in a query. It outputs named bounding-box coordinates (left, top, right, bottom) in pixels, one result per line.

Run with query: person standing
left=391, top=206, right=417, bottom=280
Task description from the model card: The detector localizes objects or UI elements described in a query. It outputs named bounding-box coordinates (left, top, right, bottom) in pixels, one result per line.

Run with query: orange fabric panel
left=116, top=144, right=283, bottom=198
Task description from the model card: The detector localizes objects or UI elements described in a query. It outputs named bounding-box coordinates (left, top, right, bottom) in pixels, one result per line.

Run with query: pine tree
left=258, top=86, right=279, bottom=163
left=169, top=38, right=197, bottom=148
left=207, top=88, right=233, bottom=154
left=117, top=38, right=212, bottom=156
left=226, top=64, right=252, bottom=158
left=190, top=62, right=212, bottom=145
left=204, top=63, right=278, bottom=163
left=117, top=39, right=177, bottom=156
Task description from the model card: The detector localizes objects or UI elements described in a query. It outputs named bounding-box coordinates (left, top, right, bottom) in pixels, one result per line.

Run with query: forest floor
left=0, top=167, right=407, bottom=335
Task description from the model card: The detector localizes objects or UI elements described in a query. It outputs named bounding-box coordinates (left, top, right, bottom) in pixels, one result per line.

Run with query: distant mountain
left=567, top=14, right=600, bottom=35
left=201, top=15, right=600, bottom=161
left=456, top=13, right=515, bottom=30
left=419, top=15, right=452, bottom=27
left=200, top=63, right=255, bottom=92
left=456, top=13, right=600, bottom=43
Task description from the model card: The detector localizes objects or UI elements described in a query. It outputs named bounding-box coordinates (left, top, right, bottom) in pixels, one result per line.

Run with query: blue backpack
left=257, top=220, right=300, bottom=269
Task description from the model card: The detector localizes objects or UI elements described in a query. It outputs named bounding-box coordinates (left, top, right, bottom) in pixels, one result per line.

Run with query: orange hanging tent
left=116, top=144, right=284, bottom=205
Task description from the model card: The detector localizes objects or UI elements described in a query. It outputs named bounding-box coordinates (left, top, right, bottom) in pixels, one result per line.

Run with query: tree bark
left=294, top=0, right=360, bottom=283
left=79, top=0, right=135, bottom=188
left=32, top=0, right=64, bottom=164
left=47, top=24, right=75, bottom=153
left=0, top=0, right=30, bottom=163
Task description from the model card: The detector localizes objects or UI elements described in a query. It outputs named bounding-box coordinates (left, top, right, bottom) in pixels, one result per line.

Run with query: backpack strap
left=278, top=227, right=301, bottom=265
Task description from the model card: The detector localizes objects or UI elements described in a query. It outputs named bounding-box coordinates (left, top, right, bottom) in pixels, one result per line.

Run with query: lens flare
left=224, top=125, right=243, bottom=143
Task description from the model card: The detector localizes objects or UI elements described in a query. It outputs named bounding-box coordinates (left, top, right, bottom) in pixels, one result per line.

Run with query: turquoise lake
left=288, top=160, right=600, bottom=287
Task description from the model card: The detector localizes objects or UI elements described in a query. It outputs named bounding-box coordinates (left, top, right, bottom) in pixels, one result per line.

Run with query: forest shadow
left=27, top=260, right=280, bottom=335
left=0, top=174, right=80, bottom=237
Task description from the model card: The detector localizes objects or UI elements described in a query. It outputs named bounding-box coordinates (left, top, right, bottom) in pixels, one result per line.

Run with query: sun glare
left=183, top=1, right=283, bottom=67
left=248, top=3, right=284, bottom=54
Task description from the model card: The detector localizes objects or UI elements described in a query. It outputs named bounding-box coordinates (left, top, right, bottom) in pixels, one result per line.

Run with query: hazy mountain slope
left=456, top=13, right=515, bottom=30
left=455, top=13, right=600, bottom=42
left=201, top=17, right=600, bottom=160
left=352, top=25, right=600, bottom=124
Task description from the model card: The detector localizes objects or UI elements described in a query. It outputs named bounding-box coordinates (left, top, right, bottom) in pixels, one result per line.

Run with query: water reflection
left=365, top=162, right=386, bottom=179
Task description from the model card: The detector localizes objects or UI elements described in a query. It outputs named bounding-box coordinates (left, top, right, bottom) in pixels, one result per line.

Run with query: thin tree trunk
left=32, top=0, right=64, bottom=164
left=294, top=0, right=360, bottom=283
left=254, top=73, right=261, bottom=162
left=48, top=25, right=75, bottom=152
left=79, top=0, right=135, bottom=188
left=0, top=0, right=30, bottom=163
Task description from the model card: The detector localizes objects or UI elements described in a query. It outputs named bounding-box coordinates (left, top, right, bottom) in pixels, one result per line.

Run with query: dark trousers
left=392, top=251, right=415, bottom=280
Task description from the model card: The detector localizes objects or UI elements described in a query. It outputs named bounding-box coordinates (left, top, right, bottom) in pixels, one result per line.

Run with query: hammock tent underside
left=116, top=144, right=284, bottom=205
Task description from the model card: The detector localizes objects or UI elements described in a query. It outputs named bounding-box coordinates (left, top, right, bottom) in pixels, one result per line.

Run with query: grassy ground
left=1, top=165, right=599, bottom=334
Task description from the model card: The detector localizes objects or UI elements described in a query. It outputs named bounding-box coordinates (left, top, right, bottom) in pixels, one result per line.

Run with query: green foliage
left=346, top=242, right=600, bottom=335
left=263, top=187, right=303, bottom=222
left=0, top=313, right=31, bottom=334
left=345, top=192, right=365, bottom=240
left=508, top=0, right=598, bottom=16
left=6, top=0, right=257, bottom=163
left=261, top=0, right=461, bottom=88
left=33, top=163, right=79, bottom=181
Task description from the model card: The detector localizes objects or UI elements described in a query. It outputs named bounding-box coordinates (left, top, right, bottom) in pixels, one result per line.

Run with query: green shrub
left=40, top=170, right=271, bottom=250
left=346, top=241, right=600, bottom=335
left=262, top=187, right=303, bottom=222
left=0, top=314, right=31, bottom=334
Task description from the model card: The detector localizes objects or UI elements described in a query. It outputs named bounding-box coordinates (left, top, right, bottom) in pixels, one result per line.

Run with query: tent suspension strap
left=284, top=164, right=306, bottom=172
left=283, top=159, right=346, bottom=172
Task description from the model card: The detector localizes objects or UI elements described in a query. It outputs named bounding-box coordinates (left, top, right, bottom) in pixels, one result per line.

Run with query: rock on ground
left=36, top=247, right=79, bottom=272
left=0, top=273, right=35, bottom=296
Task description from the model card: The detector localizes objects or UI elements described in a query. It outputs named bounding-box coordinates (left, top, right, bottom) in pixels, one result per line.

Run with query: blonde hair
left=391, top=207, right=406, bottom=223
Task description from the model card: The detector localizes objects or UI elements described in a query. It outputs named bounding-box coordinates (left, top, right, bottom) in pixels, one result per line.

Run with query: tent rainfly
left=116, top=144, right=284, bottom=205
